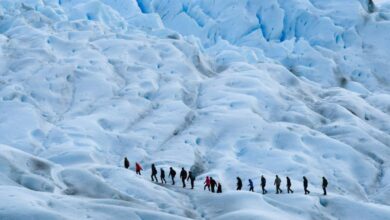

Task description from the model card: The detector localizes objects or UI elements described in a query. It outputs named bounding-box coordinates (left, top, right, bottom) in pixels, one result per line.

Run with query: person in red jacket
left=135, top=162, right=143, bottom=175
left=204, top=176, right=210, bottom=191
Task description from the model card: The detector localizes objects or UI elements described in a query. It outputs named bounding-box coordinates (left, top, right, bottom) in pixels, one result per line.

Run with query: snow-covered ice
left=0, top=0, right=389, bottom=219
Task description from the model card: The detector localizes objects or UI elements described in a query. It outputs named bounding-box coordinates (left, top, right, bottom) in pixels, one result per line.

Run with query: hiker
left=303, top=176, right=310, bottom=194
left=217, top=182, right=222, bottom=193
left=210, top=177, right=217, bottom=193
left=236, top=177, right=243, bottom=190
left=160, top=168, right=166, bottom=184
left=286, top=176, right=294, bottom=193
left=274, top=175, right=282, bottom=194
left=187, top=171, right=196, bottom=189
left=135, top=162, right=143, bottom=175
left=151, top=164, right=158, bottom=182
left=204, top=176, right=211, bottom=191
left=180, top=168, right=188, bottom=188
left=248, top=179, right=254, bottom=192
left=261, top=175, right=267, bottom=194
left=169, top=167, right=176, bottom=185
left=322, top=177, right=328, bottom=195
left=124, top=157, right=130, bottom=169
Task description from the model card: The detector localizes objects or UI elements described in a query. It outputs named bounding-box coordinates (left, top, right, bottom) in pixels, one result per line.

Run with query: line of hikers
left=124, top=157, right=328, bottom=195
left=236, top=175, right=328, bottom=195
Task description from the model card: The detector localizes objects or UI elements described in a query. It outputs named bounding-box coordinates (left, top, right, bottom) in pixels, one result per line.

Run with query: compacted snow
left=0, top=0, right=390, bottom=219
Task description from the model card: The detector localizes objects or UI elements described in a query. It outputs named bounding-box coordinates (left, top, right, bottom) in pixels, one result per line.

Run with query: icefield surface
left=0, top=0, right=389, bottom=219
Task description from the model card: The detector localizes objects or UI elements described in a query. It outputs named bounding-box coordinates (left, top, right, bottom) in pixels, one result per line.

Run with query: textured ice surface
left=0, top=0, right=389, bottom=219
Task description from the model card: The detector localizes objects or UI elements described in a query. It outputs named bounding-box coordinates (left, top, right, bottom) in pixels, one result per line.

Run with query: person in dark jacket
left=151, top=164, right=158, bottom=182
left=217, top=182, right=222, bottom=193
left=187, top=171, right=196, bottom=189
left=160, top=168, right=166, bottom=184
left=248, top=179, right=254, bottom=192
left=210, top=177, right=217, bottom=193
left=274, top=175, right=282, bottom=194
left=236, top=177, right=243, bottom=190
left=261, top=175, right=267, bottom=194
left=322, top=177, right=328, bottom=195
left=303, top=176, right=310, bottom=194
left=124, top=157, right=130, bottom=169
left=180, top=168, right=187, bottom=188
left=286, top=176, right=294, bottom=193
left=169, top=167, right=176, bottom=185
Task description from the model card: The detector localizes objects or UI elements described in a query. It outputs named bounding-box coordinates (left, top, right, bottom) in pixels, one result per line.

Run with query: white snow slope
left=0, top=0, right=390, bottom=219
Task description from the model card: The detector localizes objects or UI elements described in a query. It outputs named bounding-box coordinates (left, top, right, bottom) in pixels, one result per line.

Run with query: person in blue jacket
left=248, top=179, right=254, bottom=192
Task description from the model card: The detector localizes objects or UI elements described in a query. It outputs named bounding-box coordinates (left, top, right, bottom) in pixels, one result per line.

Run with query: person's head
left=161, top=168, right=163, bottom=170
left=170, top=167, right=173, bottom=170
left=276, top=175, right=278, bottom=178
left=261, top=175, right=264, bottom=178
left=237, top=177, right=239, bottom=180
left=303, top=176, right=306, bottom=179
left=125, top=157, right=127, bottom=159
left=182, top=167, right=184, bottom=170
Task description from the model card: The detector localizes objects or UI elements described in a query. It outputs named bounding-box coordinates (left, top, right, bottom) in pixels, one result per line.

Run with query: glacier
left=0, top=0, right=389, bottom=219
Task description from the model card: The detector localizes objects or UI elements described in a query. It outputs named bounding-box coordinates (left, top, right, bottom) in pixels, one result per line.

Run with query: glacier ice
left=0, top=0, right=389, bottom=219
